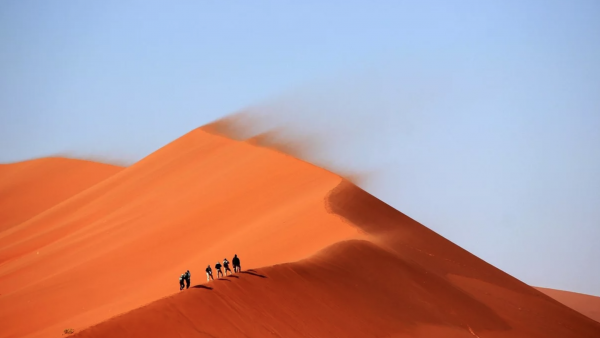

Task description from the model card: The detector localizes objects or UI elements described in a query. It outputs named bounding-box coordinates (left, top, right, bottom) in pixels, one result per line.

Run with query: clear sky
left=1, top=1, right=599, bottom=295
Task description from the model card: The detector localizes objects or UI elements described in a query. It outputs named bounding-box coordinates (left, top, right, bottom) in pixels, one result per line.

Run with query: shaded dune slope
left=536, top=287, right=600, bottom=323
left=74, top=181, right=600, bottom=338
left=0, top=129, right=362, bottom=338
left=0, top=158, right=123, bottom=232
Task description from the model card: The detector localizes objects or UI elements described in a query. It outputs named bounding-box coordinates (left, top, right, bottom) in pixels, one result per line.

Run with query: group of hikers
left=179, top=254, right=241, bottom=290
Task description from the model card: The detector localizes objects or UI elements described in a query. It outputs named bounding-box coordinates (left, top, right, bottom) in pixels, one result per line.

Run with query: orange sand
left=536, top=287, right=600, bottom=323
left=76, top=240, right=600, bottom=338
left=0, top=129, right=363, bottom=338
left=0, top=158, right=122, bottom=232
left=1, top=127, right=598, bottom=338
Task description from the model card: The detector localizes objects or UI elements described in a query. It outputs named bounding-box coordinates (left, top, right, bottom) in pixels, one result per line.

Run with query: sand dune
left=74, top=181, right=600, bottom=338
left=1, top=127, right=598, bottom=338
left=0, top=128, right=362, bottom=338
left=0, top=158, right=123, bottom=232
left=536, top=287, right=600, bottom=323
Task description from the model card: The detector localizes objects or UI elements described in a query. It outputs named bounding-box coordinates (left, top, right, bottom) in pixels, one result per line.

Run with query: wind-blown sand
left=1, top=127, right=598, bottom=338
left=536, top=287, right=600, bottom=323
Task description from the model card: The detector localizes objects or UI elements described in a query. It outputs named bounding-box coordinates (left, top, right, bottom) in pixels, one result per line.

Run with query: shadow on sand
left=241, top=270, right=267, bottom=278
left=191, top=285, right=213, bottom=290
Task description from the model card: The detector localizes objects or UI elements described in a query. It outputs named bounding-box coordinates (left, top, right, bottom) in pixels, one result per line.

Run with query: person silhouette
left=179, top=273, right=185, bottom=291
left=215, top=262, right=223, bottom=278
left=223, top=258, right=232, bottom=276
left=205, top=265, right=214, bottom=281
left=184, top=270, right=191, bottom=289
left=232, top=254, right=241, bottom=273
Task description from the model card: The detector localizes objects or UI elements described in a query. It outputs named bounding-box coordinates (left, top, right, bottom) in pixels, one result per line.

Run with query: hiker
left=184, top=270, right=191, bottom=289
left=206, top=265, right=214, bottom=281
left=179, top=273, right=185, bottom=291
left=223, top=258, right=232, bottom=276
left=215, top=261, right=223, bottom=278
left=232, top=254, right=241, bottom=273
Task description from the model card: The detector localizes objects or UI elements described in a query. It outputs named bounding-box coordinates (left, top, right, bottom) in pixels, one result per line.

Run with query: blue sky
left=1, top=1, right=599, bottom=295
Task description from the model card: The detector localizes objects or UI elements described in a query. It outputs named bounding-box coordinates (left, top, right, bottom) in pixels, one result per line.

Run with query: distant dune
left=536, top=287, right=600, bottom=323
left=0, top=158, right=123, bottom=232
left=1, top=127, right=598, bottom=338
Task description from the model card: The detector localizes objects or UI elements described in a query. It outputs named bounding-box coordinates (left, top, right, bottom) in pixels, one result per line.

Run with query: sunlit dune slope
left=0, top=158, right=123, bottom=232
left=0, top=128, right=363, bottom=338
left=536, top=287, right=600, bottom=323
left=76, top=238, right=600, bottom=338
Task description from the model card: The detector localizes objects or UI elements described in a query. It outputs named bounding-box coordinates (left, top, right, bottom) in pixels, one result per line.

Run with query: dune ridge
left=1, top=126, right=598, bottom=338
